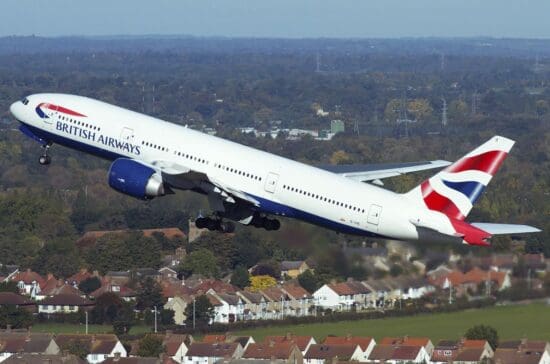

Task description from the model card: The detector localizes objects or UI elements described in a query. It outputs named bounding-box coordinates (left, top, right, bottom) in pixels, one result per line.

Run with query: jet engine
left=108, top=158, right=165, bottom=199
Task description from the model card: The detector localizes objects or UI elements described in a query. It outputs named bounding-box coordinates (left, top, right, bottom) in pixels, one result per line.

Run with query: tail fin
left=405, top=136, right=514, bottom=220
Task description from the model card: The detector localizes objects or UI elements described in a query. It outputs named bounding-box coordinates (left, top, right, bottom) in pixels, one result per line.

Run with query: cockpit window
left=21, top=97, right=29, bottom=105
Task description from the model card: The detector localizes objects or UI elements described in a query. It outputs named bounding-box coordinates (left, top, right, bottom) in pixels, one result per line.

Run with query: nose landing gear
left=38, top=144, right=52, bottom=165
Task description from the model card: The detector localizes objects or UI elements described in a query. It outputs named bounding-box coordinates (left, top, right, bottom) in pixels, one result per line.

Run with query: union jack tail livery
left=407, top=136, right=513, bottom=220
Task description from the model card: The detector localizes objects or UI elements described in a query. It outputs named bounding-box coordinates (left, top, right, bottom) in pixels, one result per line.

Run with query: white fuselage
left=10, top=94, right=451, bottom=240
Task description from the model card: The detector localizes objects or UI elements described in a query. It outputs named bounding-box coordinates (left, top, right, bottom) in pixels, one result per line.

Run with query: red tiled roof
left=304, top=344, right=358, bottom=360
left=40, top=293, right=93, bottom=306
left=282, top=284, right=312, bottom=299
left=90, top=283, right=136, bottom=298
left=261, top=287, right=287, bottom=301
left=192, top=280, right=237, bottom=295
left=243, top=342, right=297, bottom=359
left=264, top=335, right=313, bottom=352
left=67, top=269, right=95, bottom=285
left=186, top=342, right=239, bottom=357
left=161, top=282, right=194, bottom=299
left=41, top=283, right=82, bottom=297
left=10, top=269, right=45, bottom=285
left=55, top=334, right=120, bottom=354
left=392, top=346, right=422, bottom=360
left=327, top=282, right=357, bottom=296
left=462, top=339, right=488, bottom=348
left=380, top=337, right=431, bottom=347
left=0, top=292, right=33, bottom=305
left=202, top=335, right=227, bottom=343
left=455, top=347, right=485, bottom=361
left=323, top=336, right=374, bottom=351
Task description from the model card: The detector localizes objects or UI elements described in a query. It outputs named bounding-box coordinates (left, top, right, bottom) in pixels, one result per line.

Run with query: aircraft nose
left=9, top=101, right=23, bottom=121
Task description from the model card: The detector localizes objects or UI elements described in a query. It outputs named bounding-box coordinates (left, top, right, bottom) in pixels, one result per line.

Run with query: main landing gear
left=38, top=144, right=52, bottom=165
left=251, top=215, right=281, bottom=231
left=195, top=216, right=236, bottom=233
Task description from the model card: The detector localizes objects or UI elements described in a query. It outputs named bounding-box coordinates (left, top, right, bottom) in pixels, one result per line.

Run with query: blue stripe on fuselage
left=248, top=193, right=386, bottom=238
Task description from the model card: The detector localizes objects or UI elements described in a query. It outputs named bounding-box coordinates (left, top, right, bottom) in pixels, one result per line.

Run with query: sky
left=0, top=0, right=549, bottom=39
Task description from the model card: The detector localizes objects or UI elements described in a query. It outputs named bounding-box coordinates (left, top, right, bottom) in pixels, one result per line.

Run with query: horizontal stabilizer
left=471, top=223, right=541, bottom=235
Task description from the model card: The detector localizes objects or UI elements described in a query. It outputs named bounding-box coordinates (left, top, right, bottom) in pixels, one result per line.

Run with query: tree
left=112, top=303, right=135, bottom=335
left=178, top=248, right=219, bottom=278
left=160, top=308, right=175, bottom=325
left=230, top=266, right=251, bottom=289
left=0, top=306, right=33, bottom=329
left=465, top=325, right=499, bottom=349
left=89, top=292, right=124, bottom=324
left=184, top=295, right=214, bottom=327
left=297, top=270, right=319, bottom=293
left=330, top=150, right=352, bottom=165
left=78, top=277, right=102, bottom=295
left=249, top=275, right=277, bottom=292
left=136, top=277, right=165, bottom=311
left=61, top=340, right=90, bottom=360
left=137, top=334, right=164, bottom=357
left=0, top=281, right=19, bottom=293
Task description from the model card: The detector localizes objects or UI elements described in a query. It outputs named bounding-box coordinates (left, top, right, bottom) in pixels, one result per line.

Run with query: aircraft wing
left=146, top=159, right=259, bottom=207
left=318, top=160, right=451, bottom=183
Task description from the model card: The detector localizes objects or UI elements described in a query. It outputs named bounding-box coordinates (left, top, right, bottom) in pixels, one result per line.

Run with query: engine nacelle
left=108, top=158, right=165, bottom=199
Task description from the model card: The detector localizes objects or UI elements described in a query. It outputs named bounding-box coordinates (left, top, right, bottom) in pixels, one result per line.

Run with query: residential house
left=3, top=353, right=85, bottom=363
left=431, top=339, right=494, bottom=364
left=263, top=335, right=316, bottom=356
left=192, top=280, right=238, bottom=295
left=36, top=282, right=84, bottom=301
left=313, top=281, right=370, bottom=311
left=494, top=340, right=550, bottom=364
left=259, top=287, right=289, bottom=319
left=37, top=293, right=94, bottom=314
left=392, top=276, right=434, bottom=300
left=9, top=269, right=45, bottom=297
left=380, top=337, right=434, bottom=358
left=362, top=280, right=393, bottom=308
left=524, top=253, right=548, bottom=275
left=55, top=334, right=127, bottom=364
left=323, top=335, right=376, bottom=361
left=159, top=267, right=179, bottom=282
left=231, top=337, right=255, bottom=352
left=162, top=332, right=193, bottom=364
left=90, top=282, right=136, bottom=302
left=105, top=271, right=131, bottom=286
left=242, top=342, right=303, bottom=364
left=184, top=342, right=243, bottom=364
left=0, top=332, right=60, bottom=363
left=281, top=284, right=313, bottom=317
left=211, top=292, right=245, bottom=323
left=36, top=274, right=63, bottom=300
left=429, top=268, right=511, bottom=296
left=368, top=345, right=430, bottom=363
left=304, top=344, right=363, bottom=364
left=236, top=291, right=266, bottom=320
left=67, top=269, right=98, bottom=286
left=280, top=261, right=309, bottom=279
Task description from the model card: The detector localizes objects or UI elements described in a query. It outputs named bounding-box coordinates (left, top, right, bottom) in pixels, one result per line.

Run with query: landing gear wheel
left=264, top=218, right=281, bottom=231
left=219, top=221, right=235, bottom=233
left=38, top=155, right=51, bottom=165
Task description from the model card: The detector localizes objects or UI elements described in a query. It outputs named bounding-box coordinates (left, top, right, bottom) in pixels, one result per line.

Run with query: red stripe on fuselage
left=421, top=181, right=465, bottom=220
left=39, top=103, right=86, bottom=117
left=446, top=150, right=507, bottom=176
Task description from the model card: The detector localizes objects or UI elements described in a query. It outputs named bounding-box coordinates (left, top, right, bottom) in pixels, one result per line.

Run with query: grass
left=32, top=323, right=151, bottom=335
left=232, top=303, right=550, bottom=342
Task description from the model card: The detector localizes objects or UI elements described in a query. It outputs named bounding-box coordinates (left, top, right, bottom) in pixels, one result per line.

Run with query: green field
left=233, top=303, right=550, bottom=342
left=32, top=323, right=151, bottom=335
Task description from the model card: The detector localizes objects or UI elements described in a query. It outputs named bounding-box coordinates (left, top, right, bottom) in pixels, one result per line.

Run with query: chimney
left=93, top=270, right=99, bottom=277
left=346, top=333, right=352, bottom=340
left=269, top=340, right=275, bottom=348
left=6, top=324, right=11, bottom=333
left=92, top=334, right=96, bottom=342
left=285, top=332, right=292, bottom=340
left=47, top=273, right=54, bottom=280
left=26, top=268, right=31, bottom=273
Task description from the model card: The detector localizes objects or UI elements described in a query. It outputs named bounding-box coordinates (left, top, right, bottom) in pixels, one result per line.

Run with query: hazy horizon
left=1, top=0, right=550, bottom=39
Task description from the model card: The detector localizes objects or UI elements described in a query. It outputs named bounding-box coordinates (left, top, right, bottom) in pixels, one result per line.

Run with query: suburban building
left=55, top=334, right=127, bottom=364
left=304, top=344, right=363, bottom=364
left=164, top=296, right=191, bottom=326
left=431, top=339, right=494, bottom=364
left=313, top=281, right=371, bottom=311
left=0, top=332, right=60, bottom=362
left=236, top=290, right=267, bottom=320
left=494, top=340, right=550, bottom=364
left=368, top=345, right=430, bottom=363
left=184, top=342, right=243, bottom=364
left=37, top=293, right=94, bottom=314
left=242, top=342, right=303, bottom=364
left=3, top=353, right=84, bottom=363
left=323, top=336, right=376, bottom=361
left=9, top=269, right=45, bottom=297
left=281, top=284, right=313, bottom=317
left=280, top=261, right=310, bottom=279
left=263, top=335, right=316, bottom=356
left=380, top=337, right=434, bottom=357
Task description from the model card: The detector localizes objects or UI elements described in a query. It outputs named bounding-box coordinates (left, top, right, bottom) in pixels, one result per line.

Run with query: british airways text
left=56, top=121, right=141, bottom=155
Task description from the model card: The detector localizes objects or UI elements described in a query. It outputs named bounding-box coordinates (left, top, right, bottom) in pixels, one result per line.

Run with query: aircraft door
left=264, top=172, right=279, bottom=193
left=120, top=127, right=135, bottom=143
left=367, top=204, right=382, bottom=227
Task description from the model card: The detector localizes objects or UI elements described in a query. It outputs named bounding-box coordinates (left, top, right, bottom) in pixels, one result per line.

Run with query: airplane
left=9, top=94, right=540, bottom=246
